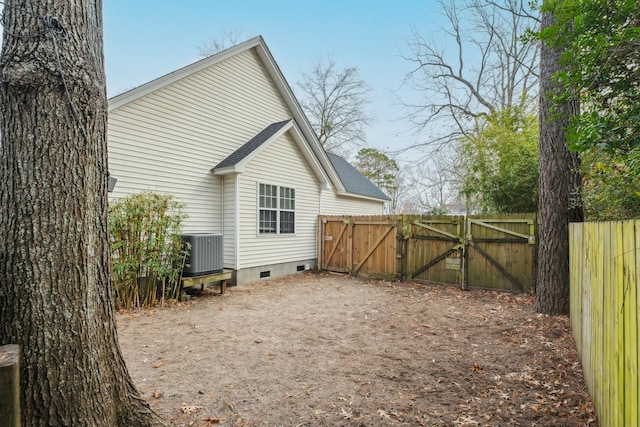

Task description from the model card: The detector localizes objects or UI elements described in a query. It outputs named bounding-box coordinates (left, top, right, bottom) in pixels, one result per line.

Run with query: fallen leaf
left=153, top=389, right=162, bottom=399
left=341, top=407, right=352, bottom=419
left=469, top=363, right=483, bottom=371
left=203, top=416, right=227, bottom=424
left=453, top=415, right=479, bottom=425
left=182, top=403, right=204, bottom=414
left=378, top=409, right=390, bottom=419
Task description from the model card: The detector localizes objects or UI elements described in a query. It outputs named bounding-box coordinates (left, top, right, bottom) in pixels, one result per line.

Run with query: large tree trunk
left=535, top=9, right=584, bottom=315
left=0, top=1, right=167, bottom=425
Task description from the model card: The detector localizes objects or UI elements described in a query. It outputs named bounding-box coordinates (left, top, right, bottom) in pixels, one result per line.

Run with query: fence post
left=0, top=344, right=20, bottom=427
left=400, top=215, right=411, bottom=281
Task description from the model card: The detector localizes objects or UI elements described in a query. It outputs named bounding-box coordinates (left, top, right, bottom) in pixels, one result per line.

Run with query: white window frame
left=258, top=183, right=295, bottom=235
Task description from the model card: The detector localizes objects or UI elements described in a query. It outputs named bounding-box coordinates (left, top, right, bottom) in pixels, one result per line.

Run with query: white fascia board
left=108, top=36, right=264, bottom=111
left=288, top=122, right=331, bottom=187
left=212, top=166, right=244, bottom=176
left=233, top=120, right=293, bottom=171
left=213, top=120, right=293, bottom=177
left=320, top=182, right=332, bottom=190
left=212, top=121, right=332, bottom=188
left=335, top=191, right=389, bottom=203
left=253, top=43, right=346, bottom=193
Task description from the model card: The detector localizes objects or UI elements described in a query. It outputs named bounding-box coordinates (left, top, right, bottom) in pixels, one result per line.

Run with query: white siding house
left=108, top=36, right=390, bottom=284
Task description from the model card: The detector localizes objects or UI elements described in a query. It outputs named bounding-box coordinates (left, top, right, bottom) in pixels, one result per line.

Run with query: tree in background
left=535, top=5, right=584, bottom=316
left=403, top=149, right=463, bottom=214
left=0, top=1, right=166, bottom=425
left=355, top=148, right=400, bottom=210
left=400, top=0, right=538, bottom=214
left=401, top=0, right=538, bottom=148
left=297, top=57, right=372, bottom=154
left=387, top=169, right=405, bottom=214
left=197, top=29, right=252, bottom=57
left=461, top=108, right=539, bottom=213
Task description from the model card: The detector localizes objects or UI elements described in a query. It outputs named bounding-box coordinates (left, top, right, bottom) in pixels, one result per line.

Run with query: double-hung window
left=259, top=184, right=295, bottom=234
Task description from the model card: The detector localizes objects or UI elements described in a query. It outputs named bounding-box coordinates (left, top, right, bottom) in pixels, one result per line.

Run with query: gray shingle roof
left=327, top=153, right=391, bottom=201
left=213, top=120, right=292, bottom=170
left=213, top=121, right=389, bottom=202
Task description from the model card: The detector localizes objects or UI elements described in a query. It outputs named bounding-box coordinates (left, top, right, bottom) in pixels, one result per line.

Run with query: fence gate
left=465, top=215, right=536, bottom=292
left=319, top=214, right=537, bottom=293
left=404, top=215, right=465, bottom=286
left=320, top=216, right=398, bottom=279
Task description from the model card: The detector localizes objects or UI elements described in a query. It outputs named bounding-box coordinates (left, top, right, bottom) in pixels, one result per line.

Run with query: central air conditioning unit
left=180, top=233, right=223, bottom=276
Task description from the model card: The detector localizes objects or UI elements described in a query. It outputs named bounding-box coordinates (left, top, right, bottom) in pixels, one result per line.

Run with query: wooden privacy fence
left=319, top=213, right=537, bottom=292
left=570, top=220, right=639, bottom=427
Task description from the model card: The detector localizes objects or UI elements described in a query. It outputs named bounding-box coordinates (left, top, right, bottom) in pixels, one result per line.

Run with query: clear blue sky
left=103, top=1, right=444, bottom=159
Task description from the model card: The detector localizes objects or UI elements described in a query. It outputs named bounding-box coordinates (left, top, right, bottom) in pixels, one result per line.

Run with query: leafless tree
left=197, top=29, right=252, bottom=57
left=388, top=170, right=405, bottom=214
left=401, top=0, right=539, bottom=149
left=297, top=57, right=372, bottom=154
left=403, top=148, right=464, bottom=213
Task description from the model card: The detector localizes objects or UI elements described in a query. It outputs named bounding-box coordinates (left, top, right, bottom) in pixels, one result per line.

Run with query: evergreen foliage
left=540, top=0, right=640, bottom=158
left=355, top=148, right=400, bottom=200
left=461, top=108, right=539, bottom=213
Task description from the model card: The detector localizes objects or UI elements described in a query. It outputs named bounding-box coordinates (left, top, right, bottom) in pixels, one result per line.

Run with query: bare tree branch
left=487, top=0, right=541, bottom=23
left=399, top=0, right=539, bottom=149
left=297, top=57, right=373, bottom=154
left=401, top=147, right=464, bottom=213
left=197, top=29, right=253, bottom=57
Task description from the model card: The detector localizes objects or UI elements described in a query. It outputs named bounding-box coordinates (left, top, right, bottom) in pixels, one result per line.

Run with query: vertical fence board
left=570, top=219, right=639, bottom=427
left=634, top=220, right=640, bottom=426
left=570, top=223, right=583, bottom=362
left=602, top=222, right=612, bottom=425
left=597, top=222, right=606, bottom=424
left=614, top=221, right=625, bottom=426
left=579, top=223, right=594, bottom=399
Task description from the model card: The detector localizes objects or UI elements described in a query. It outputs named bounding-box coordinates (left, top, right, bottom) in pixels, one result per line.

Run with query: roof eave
left=335, top=191, right=390, bottom=203
left=253, top=43, right=345, bottom=192
left=212, top=166, right=243, bottom=175
left=288, top=122, right=331, bottom=187
left=212, top=121, right=331, bottom=187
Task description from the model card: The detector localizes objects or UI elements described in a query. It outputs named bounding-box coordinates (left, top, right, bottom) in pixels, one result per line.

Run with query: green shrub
left=109, top=192, right=188, bottom=308
left=581, top=149, right=640, bottom=221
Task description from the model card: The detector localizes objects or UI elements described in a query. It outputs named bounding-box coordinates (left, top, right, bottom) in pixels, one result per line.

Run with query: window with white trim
left=259, top=184, right=295, bottom=234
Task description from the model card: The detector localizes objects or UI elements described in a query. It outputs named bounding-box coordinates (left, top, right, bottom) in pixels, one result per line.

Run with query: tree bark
left=0, top=1, right=167, bottom=425
left=535, top=9, right=584, bottom=315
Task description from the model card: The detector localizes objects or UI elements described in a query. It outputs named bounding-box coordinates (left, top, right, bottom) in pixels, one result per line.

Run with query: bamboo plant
left=109, top=192, right=188, bottom=308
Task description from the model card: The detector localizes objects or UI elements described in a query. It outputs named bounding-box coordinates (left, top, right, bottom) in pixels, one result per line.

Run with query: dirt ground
left=117, top=270, right=597, bottom=427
